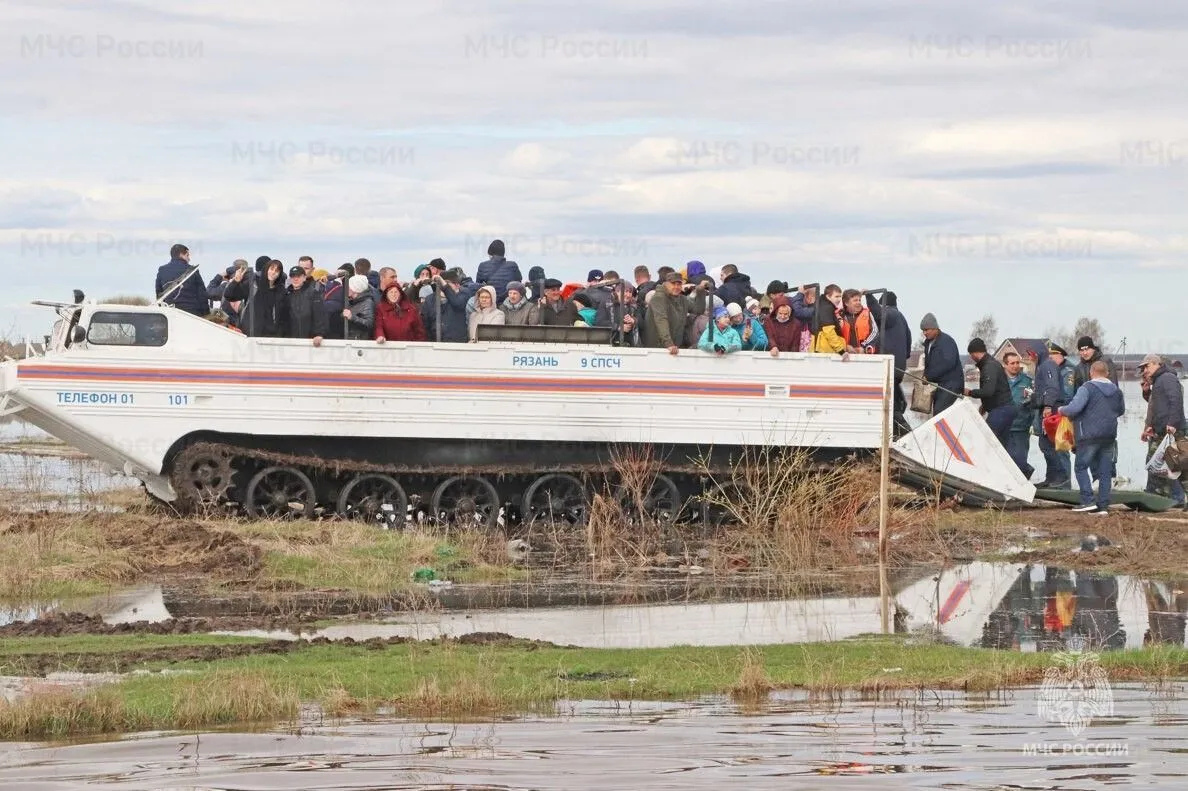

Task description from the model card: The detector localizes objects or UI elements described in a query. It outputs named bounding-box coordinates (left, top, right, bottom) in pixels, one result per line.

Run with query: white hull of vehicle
left=0, top=303, right=1030, bottom=503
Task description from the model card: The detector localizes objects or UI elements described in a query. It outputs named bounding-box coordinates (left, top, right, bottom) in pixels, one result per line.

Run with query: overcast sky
left=2, top=0, right=1185, bottom=352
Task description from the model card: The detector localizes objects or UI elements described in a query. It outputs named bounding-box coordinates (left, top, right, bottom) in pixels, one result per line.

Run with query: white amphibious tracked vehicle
left=0, top=292, right=1034, bottom=525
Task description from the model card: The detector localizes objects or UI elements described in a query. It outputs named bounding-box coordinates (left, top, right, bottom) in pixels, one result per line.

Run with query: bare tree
left=968, top=314, right=999, bottom=350
left=1042, top=318, right=1108, bottom=354
left=1070, top=317, right=1108, bottom=353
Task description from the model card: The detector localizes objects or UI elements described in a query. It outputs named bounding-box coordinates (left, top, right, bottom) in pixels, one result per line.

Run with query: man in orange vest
left=838, top=288, right=879, bottom=354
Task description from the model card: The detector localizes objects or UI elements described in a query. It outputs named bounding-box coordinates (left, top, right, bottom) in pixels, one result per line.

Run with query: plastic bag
left=1054, top=416, right=1075, bottom=452
left=1147, top=434, right=1183, bottom=480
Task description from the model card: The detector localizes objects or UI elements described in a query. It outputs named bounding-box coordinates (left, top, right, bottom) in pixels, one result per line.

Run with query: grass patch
left=245, top=519, right=525, bottom=594
left=0, top=510, right=521, bottom=601
left=7, top=636, right=1188, bottom=739
left=0, top=670, right=296, bottom=740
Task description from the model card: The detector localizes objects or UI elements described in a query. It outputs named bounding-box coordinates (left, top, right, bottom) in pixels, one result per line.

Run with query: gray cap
left=920, top=312, right=939, bottom=331
left=1141, top=353, right=1163, bottom=367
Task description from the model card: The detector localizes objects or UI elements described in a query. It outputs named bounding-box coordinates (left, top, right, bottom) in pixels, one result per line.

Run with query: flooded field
left=0, top=684, right=1180, bottom=789
left=7, top=563, right=1188, bottom=654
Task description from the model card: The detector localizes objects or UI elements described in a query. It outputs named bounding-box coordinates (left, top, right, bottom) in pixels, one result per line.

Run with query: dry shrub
left=582, top=446, right=683, bottom=576
left=396, top=676, right=543, bottom=718
left=0, top=671, right=297, bottom=739
left=705, top=448, right=875, bottom=578
left=0, top=687, right=133, bottom=740
left=729, top=648, right=774, bottom=703
left=171, top=670, right=298, bottom=728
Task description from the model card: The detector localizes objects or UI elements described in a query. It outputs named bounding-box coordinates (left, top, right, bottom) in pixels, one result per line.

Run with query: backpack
left=1165, top=438, right=1188, bottom=474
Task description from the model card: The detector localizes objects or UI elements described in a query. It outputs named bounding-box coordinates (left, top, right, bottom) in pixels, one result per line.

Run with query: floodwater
left=0, top=420, right=131, bottom=500
left=0, top=586, right=171, bottom=629
left=0, top=685, right=1181, bottom=789
left=8, top=564, right=1186, bottom=654
left=231, top=562, right=1188, bottom=651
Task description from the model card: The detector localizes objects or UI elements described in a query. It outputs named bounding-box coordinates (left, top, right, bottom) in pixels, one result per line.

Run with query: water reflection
left=981, top=566, right=1186, bottom=651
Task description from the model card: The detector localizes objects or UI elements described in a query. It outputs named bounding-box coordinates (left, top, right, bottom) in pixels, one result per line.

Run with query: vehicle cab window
left=86, top=311, right=169, bottom=347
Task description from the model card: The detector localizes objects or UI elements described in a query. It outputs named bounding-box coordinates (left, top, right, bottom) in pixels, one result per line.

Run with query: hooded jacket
left=501, top=295, right=541, bottom=326
left=468, top=285, right=506, bottom=340
left=697, top=322, right=743, bottom=354
left=344, top=290, right=376, bottom=340
left=321, top=279, right=346, bottom=338
left=643, top=286, right=707, bottom=348
left=716, top=271, right=756, bottom=309
left=224, top=270, right=287, bottom=337
left=866, top=294, right=910, bottom=376
left=286, top=279, right=328, bottom=339
left=475, top=256, right=523, bottom=304
left=1148, top=364, right=1187, bottom=434
left=421, top=279, right=476, bottom=342
left=155, top=258, right=208, bottom=316
left=375, top=287, right=427, bottom=342
left=762, top=295, right=805, bottom=352
left=1060, top=378, right=1126, bottom=442
left=733, top=315, right=768, bottom=351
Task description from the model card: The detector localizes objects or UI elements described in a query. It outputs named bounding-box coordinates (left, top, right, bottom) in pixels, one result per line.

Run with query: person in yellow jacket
left=810, top=283, right=846, bottom=354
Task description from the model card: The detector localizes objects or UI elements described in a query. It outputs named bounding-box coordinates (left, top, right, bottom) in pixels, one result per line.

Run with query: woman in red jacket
left=375, top=283, right=427, bottom=343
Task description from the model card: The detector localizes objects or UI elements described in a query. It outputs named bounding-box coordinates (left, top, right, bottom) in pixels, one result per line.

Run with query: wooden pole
left=879, top=355, right=892, bottom=634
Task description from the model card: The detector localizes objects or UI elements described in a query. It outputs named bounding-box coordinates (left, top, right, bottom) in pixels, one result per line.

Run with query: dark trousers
left=1038, top=432, right=1071, bottom=487
left=893, top=376, right=909, bottom=437
left=1006, top=430, right=1034, bottom=479
left=933, top=388, right=958, bottom=415
left=1075, top=439, right=1116, bottom=509
left=985, top=404, right=1019, bottom=446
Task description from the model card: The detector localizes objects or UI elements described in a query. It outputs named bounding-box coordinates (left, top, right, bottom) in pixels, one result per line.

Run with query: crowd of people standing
left=155, top=240, right=1186, bottom=514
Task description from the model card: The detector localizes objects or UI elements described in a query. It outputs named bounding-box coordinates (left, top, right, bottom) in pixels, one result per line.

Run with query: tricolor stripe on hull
left=935, top=418, right=973, bottom=464
left=937, top=579, right=972, bottom=624
left=17, top=365, right=885, bottom=400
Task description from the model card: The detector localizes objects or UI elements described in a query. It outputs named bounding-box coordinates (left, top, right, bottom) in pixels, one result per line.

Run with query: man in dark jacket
left=322, top=267, right=348, bottom=339
left=716, top=264, right=756, bottom=309
left=475, top=239, right=523, bottom=304
left=965, top=338, right=1016, bottom=447
left=421, top=268, right=475, bottom=342
left=538, top=278, right=581, bottom=326
left=285, top=266, right=327, bottom=345
left=155, top=244, right=208, bottom=316
left=633, top=265, right=656, bottom=303
left=1141, top=354, right=1187, bottom=507
left=1072, top=335, right=1119, bottom=483
left=920, top=312, right=964, bottom=414
left=1034, top=344, right=1076, bottom=488
left=1073, top=336, right=1119, bottom=390
left=576, top=269, right=617, bottom=309
left=1060, top=360, right=1126, bottom=513
left=867, top=291, right=911, bottom=436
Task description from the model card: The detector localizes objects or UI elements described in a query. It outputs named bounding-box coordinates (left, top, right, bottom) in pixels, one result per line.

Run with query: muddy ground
left=3, top=497, right=1188, bottom=633
left=0, top=618, right=560, bottom=676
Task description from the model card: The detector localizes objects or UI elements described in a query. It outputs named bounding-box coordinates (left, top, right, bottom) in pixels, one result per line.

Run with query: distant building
left=993, top=338, right=1052, bottom=377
